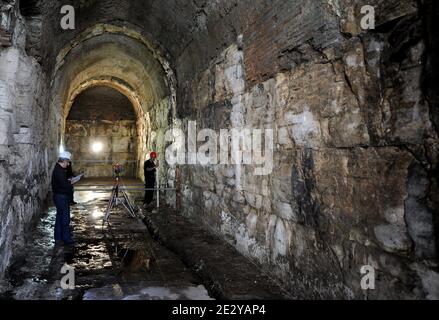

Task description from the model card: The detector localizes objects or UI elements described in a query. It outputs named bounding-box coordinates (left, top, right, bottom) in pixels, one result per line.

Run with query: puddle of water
left=83, top=284, right=214, bottom=300
left=91, top=208, right=104, bottom=219
left=3, top=186, right=215, bottom=301
left=3, top=208, right=57, bottom=289
left=116, top=249, right=151, bottom=271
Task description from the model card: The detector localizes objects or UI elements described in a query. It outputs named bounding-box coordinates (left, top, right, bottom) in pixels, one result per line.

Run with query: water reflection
left=83, top=284, right=214, bottom=300
left=92, top=209, right=104, bottom=219
left=1, top=179, right=214, bottom=300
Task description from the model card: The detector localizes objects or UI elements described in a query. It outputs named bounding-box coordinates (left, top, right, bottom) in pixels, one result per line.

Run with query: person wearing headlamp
left=51, top=151, right=75, bottom=247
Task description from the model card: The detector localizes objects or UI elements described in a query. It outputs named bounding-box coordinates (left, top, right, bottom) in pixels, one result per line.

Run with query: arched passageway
left=50, top=24, right=177, bottom=181
left=65, top=86, right=138, bottom=178
left=0, top=0, right=438, bottom=300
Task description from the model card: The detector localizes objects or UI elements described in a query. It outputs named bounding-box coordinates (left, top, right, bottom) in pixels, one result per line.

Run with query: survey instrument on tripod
left=103, top=163, right=139, bottom=223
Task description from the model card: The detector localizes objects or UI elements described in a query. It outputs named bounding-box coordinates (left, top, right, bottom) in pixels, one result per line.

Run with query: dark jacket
left=66, top=161, right=74, bottom=179
left=52, top=163, right=73, bottom=195
left=144, top=159, right=156, bottom=181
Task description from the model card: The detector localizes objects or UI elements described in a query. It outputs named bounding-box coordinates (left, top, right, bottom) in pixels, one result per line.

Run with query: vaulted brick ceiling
left=67, top=86, right=136, bottom=121
left=31, top=0, right=270, bottom=74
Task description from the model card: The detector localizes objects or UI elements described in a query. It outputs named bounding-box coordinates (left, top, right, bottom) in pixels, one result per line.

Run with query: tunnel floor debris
left=144, top=207, right=290, bottom=300
left=0, top=178, right=287, bottom=300
left=0, top=179, right=211, bottom=300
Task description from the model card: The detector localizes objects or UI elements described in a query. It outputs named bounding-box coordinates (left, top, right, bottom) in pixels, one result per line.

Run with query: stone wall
left=0, top=2, right=54, bottom=280
left=1, top=0, right=438, bottom=299
left=174, top=0, right=439, bottom=299
left=65, top=120, right=137, bottom=177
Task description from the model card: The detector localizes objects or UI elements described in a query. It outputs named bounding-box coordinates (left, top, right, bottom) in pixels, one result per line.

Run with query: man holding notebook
left=51, top=151, right=77, bottom=247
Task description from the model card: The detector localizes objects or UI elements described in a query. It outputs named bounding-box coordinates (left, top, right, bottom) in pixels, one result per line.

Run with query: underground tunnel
left=65, top=86, right=138, bottom=178
left=0, top=0, right=438, bottom=302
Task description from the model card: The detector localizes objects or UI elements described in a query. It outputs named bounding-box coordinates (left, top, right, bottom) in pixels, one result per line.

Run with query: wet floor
left=0, top=178, right=213, bottom=300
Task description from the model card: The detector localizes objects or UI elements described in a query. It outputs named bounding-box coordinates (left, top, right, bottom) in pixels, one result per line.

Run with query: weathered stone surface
left=243, top=0, right=341, bottom=85
left=374, top=224, right=412, bottom=253
left=0, top=0, right=438, bottom=300
left=0, top=3, right=56, bottom=280
left=244, top=191, right=263, bottom=210
left=277, top=126, right=293, bottom=147
left=0, top=114, right=13, bottom=146
left=405, top=163, right=437, bottom=259
left=411, top=263, right=439, bottom=300
left=65, top=120, right=137, bottom=177
left=177, top=0, right=438, bottom=299
left=274, top=201, right=299, bottom=223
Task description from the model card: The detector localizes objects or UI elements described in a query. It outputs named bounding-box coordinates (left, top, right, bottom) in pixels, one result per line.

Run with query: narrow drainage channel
left=0, top=188, right=214, bottom=300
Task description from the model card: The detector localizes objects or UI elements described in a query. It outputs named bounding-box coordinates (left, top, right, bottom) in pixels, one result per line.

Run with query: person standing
left=52, top=151, right=74, bottom=246
left=143, top=151, right=159, bottom=207
left=65, top=161, right=77, bottom=205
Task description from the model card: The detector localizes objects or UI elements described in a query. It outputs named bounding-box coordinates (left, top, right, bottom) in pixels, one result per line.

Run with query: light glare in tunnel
left=91, top=141, right=104, bottom=153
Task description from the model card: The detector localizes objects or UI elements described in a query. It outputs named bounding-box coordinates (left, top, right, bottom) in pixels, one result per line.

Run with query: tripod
left=103, top=175, right=138, bottom=223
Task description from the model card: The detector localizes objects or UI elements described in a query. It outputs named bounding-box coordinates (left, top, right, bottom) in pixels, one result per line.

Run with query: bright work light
left=91, top=141, right=103, bottom=153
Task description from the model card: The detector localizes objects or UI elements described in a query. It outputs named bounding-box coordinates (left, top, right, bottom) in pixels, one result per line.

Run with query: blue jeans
left=53, top=194, right=73, bottom=244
